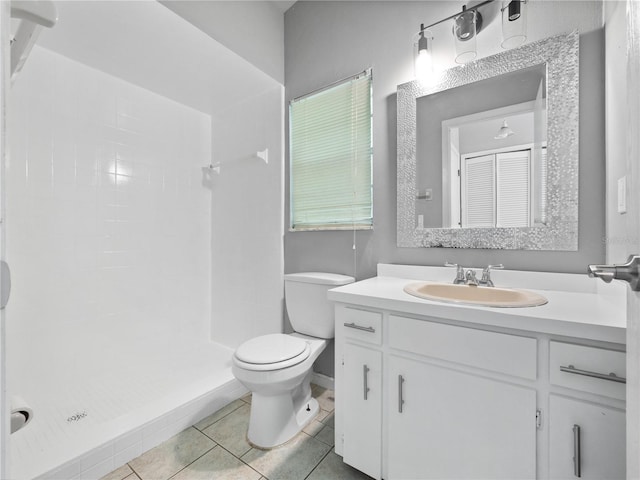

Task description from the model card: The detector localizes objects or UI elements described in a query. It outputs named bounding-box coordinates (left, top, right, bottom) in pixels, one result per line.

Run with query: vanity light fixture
left=414, top=0, right=493, bottom=73
left=414, top=24, right=433, bottom=84
left=494, top=120, right=515, bottom=139
left=414, top=0, right=528, bottom=81
left=453, top=5, right=481, bottom=63
left=501, top=0, right=527, bottom=49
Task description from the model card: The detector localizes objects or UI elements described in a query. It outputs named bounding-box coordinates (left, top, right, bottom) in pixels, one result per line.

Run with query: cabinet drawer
left=341, top=307, right=382, bottom=345
left=550, top=341, right=626, bottom=400
left=388, top=315, right=537, bottom=380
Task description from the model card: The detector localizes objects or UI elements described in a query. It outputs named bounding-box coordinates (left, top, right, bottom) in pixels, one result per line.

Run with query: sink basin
left=403, top=282, right=548, bottom=308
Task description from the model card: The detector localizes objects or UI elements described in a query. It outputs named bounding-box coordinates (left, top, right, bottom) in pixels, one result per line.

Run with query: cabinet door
left=549, top=395, right=625, bottom=479
left=388, top=355, right=537, bottom=480
left=343, top=342, right=382, bottom=480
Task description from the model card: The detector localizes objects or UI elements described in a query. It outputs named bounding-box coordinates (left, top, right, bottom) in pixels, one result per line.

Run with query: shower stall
left=3, top=2, right=284, bottom=478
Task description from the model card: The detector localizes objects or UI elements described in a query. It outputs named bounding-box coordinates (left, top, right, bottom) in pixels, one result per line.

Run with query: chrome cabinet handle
left=398, top=375, right=405, bottom=413
left=560, top=364, right=626, bottom=384
left=573, top=424, right=581, bottom=477
left=344, top=322, right=375, bottom=333
left=363, top=365, right=370, bottom=400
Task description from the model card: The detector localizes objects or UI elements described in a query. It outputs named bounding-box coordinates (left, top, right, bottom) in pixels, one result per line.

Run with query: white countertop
left=328, top=264, right=627, bottom=345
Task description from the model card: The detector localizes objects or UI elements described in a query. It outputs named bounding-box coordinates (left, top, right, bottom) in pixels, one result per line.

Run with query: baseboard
left=311, top=372, right=334, bottom=390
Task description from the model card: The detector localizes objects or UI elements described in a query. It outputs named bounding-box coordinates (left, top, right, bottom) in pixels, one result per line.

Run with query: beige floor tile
left=306, top=450, right=373, bottom=480
left=124, top=474, right=141, bottom=480
left=194, top=399, right=246, bottom=431
left=128, top=427, right=215, bottom=480
left=315, top=425, right=335, bottom=447
left=201, top=404, right=252, bottom=458
left=321, top=411, right=334, bottom=429
left=100, top=464, right=133, bottom=480
left=315, top=409, right=330, bottom=423
left=302, top=419, right=325, bottom=436
left=310, top=386, right=335, bottom=412
left=171, top=445, right=261, bottom=480
left=242, top=432, right=331, bottom=480
left=241, top=393, right=252, bottom=404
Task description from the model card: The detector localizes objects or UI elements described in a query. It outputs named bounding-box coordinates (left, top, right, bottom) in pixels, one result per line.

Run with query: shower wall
left=7, top=45, right=212, bottom=389
left=210, top=85, right=285, bottom=348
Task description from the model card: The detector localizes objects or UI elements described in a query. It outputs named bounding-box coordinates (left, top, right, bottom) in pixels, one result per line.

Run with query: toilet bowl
left=232, top=333, right=327, bottom=448
left=231, top=272, right=354, bottom=449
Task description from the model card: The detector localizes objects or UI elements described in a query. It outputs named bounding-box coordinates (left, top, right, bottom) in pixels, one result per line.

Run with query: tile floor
left=101, top=385, right=372, bottom=480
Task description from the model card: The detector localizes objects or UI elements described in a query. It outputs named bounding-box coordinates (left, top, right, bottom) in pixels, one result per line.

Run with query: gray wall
left=161, top=1, right=285, bottom=83
left=284, top=1, right=605, bottom=376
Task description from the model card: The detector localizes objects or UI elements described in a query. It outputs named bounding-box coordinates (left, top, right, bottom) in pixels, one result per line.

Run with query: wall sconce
left=414, top=0, right=528, bottom=81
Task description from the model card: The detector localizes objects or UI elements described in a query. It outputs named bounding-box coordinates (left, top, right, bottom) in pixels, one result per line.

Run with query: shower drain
left=66, top=411, right=87, bottom=423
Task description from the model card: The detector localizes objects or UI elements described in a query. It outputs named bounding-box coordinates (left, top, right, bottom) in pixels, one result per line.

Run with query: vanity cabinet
left=334, top=304, right=626, bottom=480
left=549, top=395, right=625, bottom=480
left=343, top=342, right=382, bottom=479
left=548, top=341, right=626, bottom=480
left=388, top=355, right=536, bottom=479
left=339, top=307, right=383, bottom=479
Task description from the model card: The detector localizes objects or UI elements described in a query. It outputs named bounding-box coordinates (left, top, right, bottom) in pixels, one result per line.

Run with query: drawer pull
left=398, top=375, right=405, bottom=413
left=363, top=365, right=370, bottom=400
left=560, top=364, right=626, bottom=384
left=344, top=322, right=376, bottom=333
left=573, top=424, right=581, bottom=477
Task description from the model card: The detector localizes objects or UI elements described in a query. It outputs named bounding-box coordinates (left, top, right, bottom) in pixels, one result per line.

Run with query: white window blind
left=289, top=70, right=373, bottom=231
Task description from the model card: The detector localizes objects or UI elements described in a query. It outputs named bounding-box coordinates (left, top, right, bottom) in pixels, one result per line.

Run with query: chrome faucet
left=465, top=269, right=479, bottom=286
left=479, top=264, right=504, bottom=287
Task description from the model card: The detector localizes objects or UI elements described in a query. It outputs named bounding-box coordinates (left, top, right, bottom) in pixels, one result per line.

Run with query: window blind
left=289, top=70, right=373, bottom=231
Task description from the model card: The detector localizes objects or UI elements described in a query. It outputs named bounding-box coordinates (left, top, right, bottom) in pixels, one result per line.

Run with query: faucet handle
left=445, top=262, right=466, bottom=284
left=482, top=264, right=504, bottom=274
left=480, top=264, right=503, bottom=287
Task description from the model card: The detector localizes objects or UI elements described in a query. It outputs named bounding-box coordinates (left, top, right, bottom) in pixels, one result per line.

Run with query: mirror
left=397, top=32, right=579, bottom=250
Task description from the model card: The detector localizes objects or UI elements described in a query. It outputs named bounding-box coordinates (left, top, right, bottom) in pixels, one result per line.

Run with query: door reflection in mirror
left=416, top=64, right=547, bottom=229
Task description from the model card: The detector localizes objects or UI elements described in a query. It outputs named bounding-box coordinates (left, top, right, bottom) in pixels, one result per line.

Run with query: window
left=289, top=70, right=373, bottom=231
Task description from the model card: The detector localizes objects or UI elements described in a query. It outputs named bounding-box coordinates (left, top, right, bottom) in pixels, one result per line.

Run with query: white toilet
left=232, top=272, right=354, bottom=449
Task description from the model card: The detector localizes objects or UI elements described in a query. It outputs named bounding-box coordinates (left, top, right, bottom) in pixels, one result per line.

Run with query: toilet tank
left=284, top=272, right=355, bottom=339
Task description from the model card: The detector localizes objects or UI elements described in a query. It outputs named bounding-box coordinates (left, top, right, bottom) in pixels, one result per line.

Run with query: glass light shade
left=414, top=30, right=434, bottom=84
left=453, top=10, right=477, bottom=64
left=494, top=120, right=515, bottom=139
left=501, top=1, right=527, bottom=49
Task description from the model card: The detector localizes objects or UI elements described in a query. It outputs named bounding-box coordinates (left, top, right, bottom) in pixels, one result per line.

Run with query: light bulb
left=415, top=48, right=433, bottom=84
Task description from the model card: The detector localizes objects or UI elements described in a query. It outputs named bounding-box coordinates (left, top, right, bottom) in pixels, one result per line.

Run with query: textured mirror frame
left=397, top=32, right=579, bottom=250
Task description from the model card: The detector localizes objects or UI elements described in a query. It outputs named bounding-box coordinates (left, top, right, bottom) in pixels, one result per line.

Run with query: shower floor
left=10, top=337, right=242, bottom=480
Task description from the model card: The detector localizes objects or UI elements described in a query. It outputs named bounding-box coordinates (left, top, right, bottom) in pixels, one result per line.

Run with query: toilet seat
left=234, top=334, right=311, bottom=371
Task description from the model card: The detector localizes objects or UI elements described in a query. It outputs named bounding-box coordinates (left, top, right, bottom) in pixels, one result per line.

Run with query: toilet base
left=246, top=375, right=319, bottom=448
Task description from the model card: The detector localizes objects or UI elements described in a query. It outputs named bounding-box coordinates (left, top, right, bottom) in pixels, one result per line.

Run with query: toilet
left=232, top=272, right=354, bottom=449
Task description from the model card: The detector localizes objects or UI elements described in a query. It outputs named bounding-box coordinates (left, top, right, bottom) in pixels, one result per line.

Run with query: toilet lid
left=235, top=334, right=308, bottom=365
